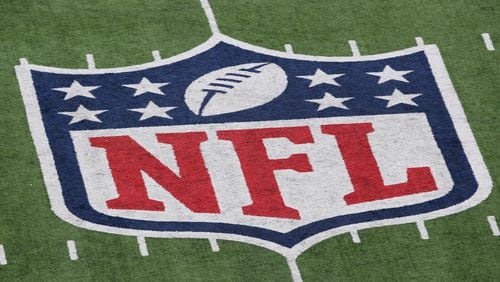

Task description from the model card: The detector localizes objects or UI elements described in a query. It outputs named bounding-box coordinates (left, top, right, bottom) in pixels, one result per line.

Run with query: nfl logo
left=16, top=33, right=491, bottom=256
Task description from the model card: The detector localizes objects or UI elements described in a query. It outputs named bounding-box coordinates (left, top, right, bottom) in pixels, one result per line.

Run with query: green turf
left=0, top=0, right=499, bottom=281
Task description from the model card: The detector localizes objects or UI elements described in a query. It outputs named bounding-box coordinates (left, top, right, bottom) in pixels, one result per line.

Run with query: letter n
left=89, top=132, right=220, bottom=213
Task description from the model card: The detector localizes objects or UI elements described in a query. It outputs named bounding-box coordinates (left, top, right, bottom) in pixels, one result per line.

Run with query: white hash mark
left=67, top=240, right=78, bottom=261
left=482, top=33, right=495, bottom=51
left=487, top=216, right=500, bottom=236
left=416, top=220, right=429, bottom=240
left=350, top=230, right=361, bottom=243
left=137, top=236, right=149, bottom=256
left=209, top=238, right=220, bottom=252
left=152, top=50, right=161, bottom=62
left=86, top=54, right=95, bottom=70
left=0, top=245, right=7, bottom=265
left=348, top=40, right=360, bottom=56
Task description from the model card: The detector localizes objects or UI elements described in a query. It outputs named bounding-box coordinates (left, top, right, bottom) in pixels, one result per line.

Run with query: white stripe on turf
left=416, top=220, right=429, bottom=240
left=209, top=238, right=220, bottom=252
left=152, top=50, right=161, bottom=62
left=284, top=44, right=294, bottom=54
left=200, top=0, right=220, bottom=35
left=0, top=245, right=7, bottom=265
left=86, top=54, right=95, bottom=70
left=348, top=40, right=361, bottom=56
left=482, top=33, right=495, bottom=51
left=287, top=256, right=303, bottom=282
left=487, top=216, right=500, bottom=236
left=350, top=230, right=361, bottom=243
left=137, top=236, right=149, bottom=256
left=67, top=240, right=78, bottom=261
left=415, top=37, right=425, bottom=46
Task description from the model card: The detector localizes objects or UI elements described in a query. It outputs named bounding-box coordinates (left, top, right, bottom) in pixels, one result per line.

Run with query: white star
left=58, top=105, right=107, bottom=124
left=123, top=77, right=169, bottom=96
left=306, top=92, right=354, bottom=111
left=297, top=69, right=345, bottom=87
left=367, top=65, right=413, bottom=84
left=129, top=101, right=176, bottom=121
left=375, top=89, right=422, bottom=108
left=52, top=81, right=100, bottom=100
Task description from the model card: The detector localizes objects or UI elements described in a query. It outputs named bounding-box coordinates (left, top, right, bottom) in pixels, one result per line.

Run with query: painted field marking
left=348, top=40, right=361, bottom=57
left=152, top=50, right=161, bottom=62
left=415, top=37, right=425, bottom=46
left=482, top=33, right=495, bottom=51
left=416, top=220, right=429, bottom=240
left=200, top=0, right=220, bottom=35
left=86, top=54, right=96, bottom=70
left=487, top=216, right=500, bottom=236
left=209, top=238, right=220, bottom=252
left=350, top=230, right=361, bottom=243
left=287, top=257, right=303, bottom=282
left=0, top=245, right=7, bottom=265
left=66, top=240, right=78, bottom=261
left=136, top=236, right=149, bottom=256
left=276, top=49, right=307, bottom=281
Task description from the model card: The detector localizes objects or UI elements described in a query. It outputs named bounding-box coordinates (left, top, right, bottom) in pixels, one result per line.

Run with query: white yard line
left=284, top=44, right=294, bottom=54
left=348, top=40, right=361, bottom=57
left=152, top=50, right=162, bottom=62
left=200, top=0, right=220, bottom=35
left=415, top=37, right=425, bottom=46
left=209, top=238, right=220, bottom=252
left=487, top=216, right=500, bottom=236
left=86, top=54, right=96, bottom=70
left=0, top=245, right=7, bottom=265
left=481, top=33, right=495, bottom=51
left=66, top=240, right=78, bottom=261
left=416, top=220, right=429, bottom=240
left=350, top=230, right=361, bottom=243
left=287, top=257, right=303, bottom=282
left=137, top=236, right=149, bottom=256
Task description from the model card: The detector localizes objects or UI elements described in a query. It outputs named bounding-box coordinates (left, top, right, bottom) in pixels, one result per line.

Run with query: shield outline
left=15, top=33, right=492, bottom=257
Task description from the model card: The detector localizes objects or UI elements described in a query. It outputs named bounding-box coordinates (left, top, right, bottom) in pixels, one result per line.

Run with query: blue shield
left=16, top=35, right=491, bottom=253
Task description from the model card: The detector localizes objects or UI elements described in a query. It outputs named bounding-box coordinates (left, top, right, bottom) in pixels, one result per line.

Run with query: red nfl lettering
left=321, top=123, right=438, bottom=205
left=89, top=132, right=220, bottom=213
left=90, top=123, right=439, bottom=219
left=218, top=126, right=314, bottom=220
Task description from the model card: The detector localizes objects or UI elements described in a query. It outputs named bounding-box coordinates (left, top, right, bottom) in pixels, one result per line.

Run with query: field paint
left=20, top=58, right=29, bottom=65
left=0, top=245, right=6, bottom=265
left=487, top=216, right=500, bottom=236
left=66, top=240, right=78, bottom=261
left=415, top=37, right=425, bottom=46
left=136, top=236, right=149, bottom=256
left=86, top=54, right=96, bottom=70
left=287, top=256, right=303, bottom=282
left=284, top=44, right=294, bottom=54
left=416, top=220, right=429, bottom=240
left=350, top=230, right=361, bottom=243
left=209, top=238, right=220, bottom=252
left=15, top=34, right=493, bottom=261
left=348, top=40, right=361, bottom=56
left=200, top=0, right=220, bottom=35
left=481, top=33, right=495, bottom=51
left=152, top=50, right=161, bottom=62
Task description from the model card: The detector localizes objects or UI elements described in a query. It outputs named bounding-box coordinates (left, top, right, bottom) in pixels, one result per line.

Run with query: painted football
left=184, top=62, right=288, bottom=116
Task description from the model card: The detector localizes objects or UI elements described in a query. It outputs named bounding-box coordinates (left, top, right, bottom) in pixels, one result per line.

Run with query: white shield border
left=15, top=33, right=492, bottom=258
